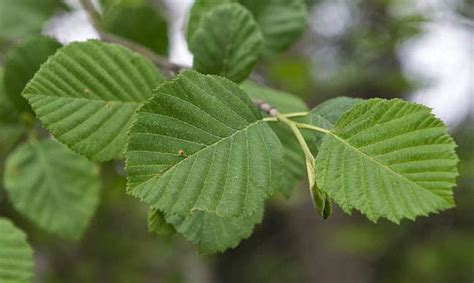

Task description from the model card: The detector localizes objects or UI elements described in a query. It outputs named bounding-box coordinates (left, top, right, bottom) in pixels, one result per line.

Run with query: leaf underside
left=0, top=218, right=33, bottom=283
left=190, top=3, right=263, bottom=83
left=22, top=40, right=164, bottom=161
left=241, top=80, right=310, bottom=196
left=316, top=99, right=459, bottom=223
left=126, top=70, right=283, bottom=219
left=4, top=140, right=101, bottom=240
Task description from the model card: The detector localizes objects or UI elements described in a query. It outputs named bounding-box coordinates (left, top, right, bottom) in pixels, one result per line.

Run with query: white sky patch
left=163, top=0, right=193, bottom=67
left=399, top=21, right=473, bottom=127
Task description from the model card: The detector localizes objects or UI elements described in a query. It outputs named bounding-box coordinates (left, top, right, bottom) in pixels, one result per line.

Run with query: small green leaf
left=0, top=0, right=61, bottom=40
left=126, top=70, right=283, bottom=218
left=166, top=206, right=263, bottom=254
left=23, top=40, right=164, bottom=161
left=4, top=140, right=101, bottom=240
left=309, top=97, right=363, bottom=148
left=0, top=218, right=34, bottom=283
left=315, top=98, right=459, bottom=223
left=148, top=209, right=175, bottom=236
left=241, top=81, right=310, bottom=196
left=186, top=0, right=234, bottom=41
left=3, top=36, right=61, bottom=113
left=189, top=3, right=263, bottom=83
left=238, top=0, right=308, bottom=55
left=103, top=1, right=169, bottom=55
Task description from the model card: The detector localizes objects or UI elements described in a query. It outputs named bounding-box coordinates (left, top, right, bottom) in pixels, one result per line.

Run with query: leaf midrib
left=327, top=131, right=450, bottom=202
left=130, top=119, right=266, bottom=193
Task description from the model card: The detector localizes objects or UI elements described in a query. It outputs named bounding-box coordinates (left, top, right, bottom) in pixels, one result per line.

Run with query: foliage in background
left=0, top=0, right=471, bottom=282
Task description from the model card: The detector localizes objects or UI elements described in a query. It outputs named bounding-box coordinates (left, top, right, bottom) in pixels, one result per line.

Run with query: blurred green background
left=0, top=0, right=472, bottom=282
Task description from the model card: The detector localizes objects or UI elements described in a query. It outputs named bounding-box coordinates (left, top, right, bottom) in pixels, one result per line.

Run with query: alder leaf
left=309, top=97, right=363, bottom=149
left=22, top=40, right=164, bottom=161
left=166, top=206, right=264, bottom=254
left=3, top=36, right=61, bottom=113
left=4, top=140, right=101, bottom=240
left=241, top=80, right=309, bottom=196
left=238, top=0, right=308, bottom=55
left=186, top=0, right=233, bottom=41
left=126, top=70, right=283, bottom=218
left=0, top=218, right=33, bottom=283
left=103, top=1, right=169, bottom=55
left=189, top=3, right=263, bottom=83
left=148, top=209, right=175, bottom=236
left=0, top=0, right=60, bottom=40
left=315, top=98, right=459, bottom=223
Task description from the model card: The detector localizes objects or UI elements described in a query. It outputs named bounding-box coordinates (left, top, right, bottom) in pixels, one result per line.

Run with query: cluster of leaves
left=0, top=0, right=460, bottom=281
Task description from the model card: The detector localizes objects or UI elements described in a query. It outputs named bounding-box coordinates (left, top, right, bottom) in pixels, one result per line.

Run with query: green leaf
left=0, top=0, right=60, bottom=40
left=126, top=70, right=283, bottom=218
left=166, top=206, right=263, bottom=254
left=103, top=1, right=169, bottom=55
left=0, top=218, right=33, bottom=283
left=238, top=0, right=308, bottom=55
left=189, top=3, right=263, bottom=83
left=186, top=0, right=234, bottom=41
left=148, top=209, right=175, bottom=236
left=0, top=69, right=26, bottom=158
left=4, top=36, right=61, bottom=113
left=4, top=139, right=101, bottom=240
left=0, top=124, right=26, bottom=158
left=241, top=80, right=309, bottom=196
left=22, top=40, right=164, bottom=162
left=315, top=98, right=459, bottom=223
left=0, top=69, right=19, bottom=123
left=309, top=97, right=363, bottom=148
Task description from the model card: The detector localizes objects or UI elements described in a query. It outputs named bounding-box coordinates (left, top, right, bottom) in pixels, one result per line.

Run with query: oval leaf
left=315, top=99, right=459, bottom=223
left=126, top=70, right=283, bottom=218
left=186, top=0, right=233, bottom=41
left=239, top=0, right=308, bottom=55
left=22, top=40, right=164, bottom=161
left=4, top=140, right=101, bottom=240
left=103, top=1, right=169, bottom=55
left=189, top=3, right=263, bottom=83
left=4, top=36, right=61, bottom=112
left=0, top=218, right=34, bottom=283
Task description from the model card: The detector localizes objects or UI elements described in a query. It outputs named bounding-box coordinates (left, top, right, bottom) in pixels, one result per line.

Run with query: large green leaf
left=4, top=140, right=101, bottom=240
left=126, top=70, right=283, bottom=218
left=315, top=99, right=459, bottom=223
left=238, top=0, right=308, bottom=55
left=166, top=206, right=264, bottom=254
left=189, top=3, right=263, bottom=83
left=186, top=0, right=233, bottom=41
left=309, top=97, right=363, bottom=149
left=22, top=40, right=164, bottom=161
left=4, top=36, right=61, bottom=113
left=103, top=0, right=169, bottom=55
left=0, top=218, right=33, bottom=283
left=241, top=80, right=309, bottom=196
left=0, top=0, right=60, bottom=40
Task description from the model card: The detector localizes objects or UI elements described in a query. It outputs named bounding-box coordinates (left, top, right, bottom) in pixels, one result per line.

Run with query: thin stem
left=282, top=112, right=309, bottom=118
left=296, top=123, right=331, bottom=134
left=276, top=115, right=314, bottom=162
left=79, top=0, right=185, bottom=74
